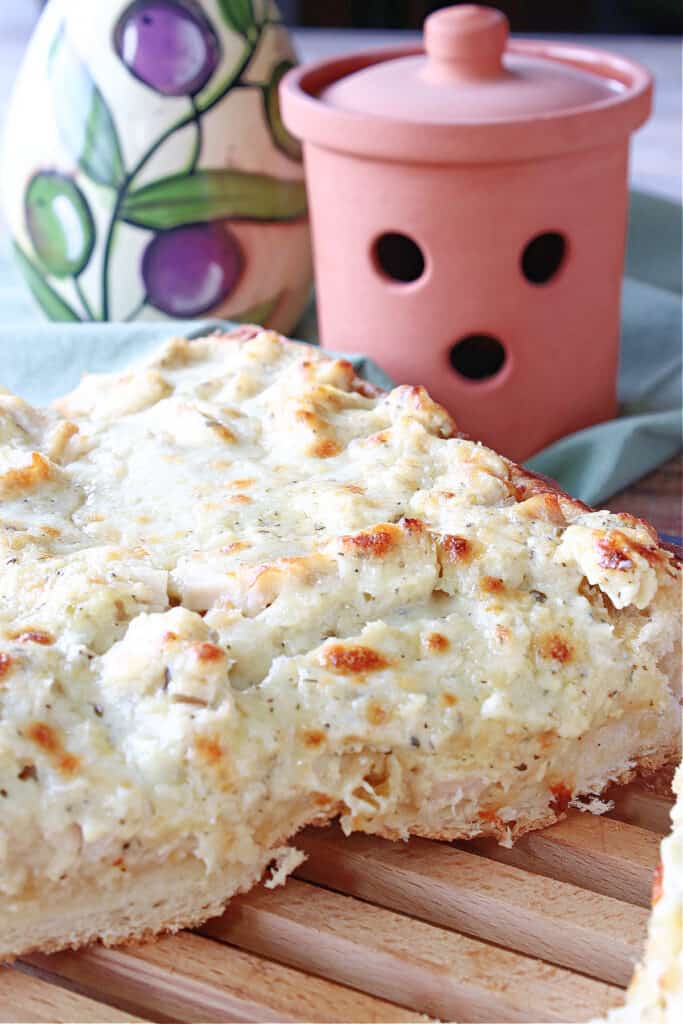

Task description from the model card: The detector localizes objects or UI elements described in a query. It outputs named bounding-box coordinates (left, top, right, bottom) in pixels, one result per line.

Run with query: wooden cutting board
left=0, top=782, right=672, bottom=1023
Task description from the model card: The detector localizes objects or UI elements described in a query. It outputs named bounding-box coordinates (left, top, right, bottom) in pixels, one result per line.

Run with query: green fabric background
left=1, top=191, right=680, bottom=508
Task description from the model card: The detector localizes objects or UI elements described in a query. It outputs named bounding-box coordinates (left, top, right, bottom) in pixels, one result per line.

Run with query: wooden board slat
left=201, top=876, right=624, bottom=1023
left=608, top=783, right=675, bottom=834
left=26, top=931, right=422, bottom=1024
left=0, top=966, right=148, bottom=1023
left=294, top=826, right=648, bottom=986
left=467, top=810, right=660, bottom=907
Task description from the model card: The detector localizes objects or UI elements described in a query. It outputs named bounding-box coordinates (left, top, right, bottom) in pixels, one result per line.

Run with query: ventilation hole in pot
left=449, top=335, right=507, bottom=381
left=521, top=232, right=566, bottom=284
left=373, top=232, right=425, bottom=283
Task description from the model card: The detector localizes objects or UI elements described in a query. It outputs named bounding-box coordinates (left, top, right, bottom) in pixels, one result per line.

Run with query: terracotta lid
left=280, top=4, right=652, bottom=163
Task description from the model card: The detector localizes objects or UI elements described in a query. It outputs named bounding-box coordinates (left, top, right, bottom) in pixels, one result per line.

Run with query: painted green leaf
left=25, top=172, right=96, bottom=278
left=263, top=61, right=302, bottom=161
left=217, top=0, right=257, bottom=38
left=231, top=293, right=282, bottom=326
left=120, top=169, right=307, bottom=229
left=13, top=243, right=81, bottom=322
left=48, top=28, right=125, bottom=187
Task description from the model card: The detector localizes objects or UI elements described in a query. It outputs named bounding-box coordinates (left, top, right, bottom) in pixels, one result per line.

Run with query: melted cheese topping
left=597, top=766, right=682, bottom=1023
left=0, top=330, right=680, bottom=900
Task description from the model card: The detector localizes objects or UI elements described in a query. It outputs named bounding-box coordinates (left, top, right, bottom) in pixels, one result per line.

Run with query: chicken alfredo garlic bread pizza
left=596, top=763, right=682, bottom=1024
left=0, top=327, right=680, bottom=958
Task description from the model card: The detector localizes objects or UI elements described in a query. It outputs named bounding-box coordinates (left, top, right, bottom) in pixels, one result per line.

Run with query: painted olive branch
left=74, top=278, right=95, bottom=320
left=101, top=25, right=267, bottom=321
left=183, top=97, right=204, bottom=176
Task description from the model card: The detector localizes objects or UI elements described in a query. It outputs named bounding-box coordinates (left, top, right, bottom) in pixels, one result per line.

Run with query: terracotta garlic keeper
left=280, top=5, right=652, bottom=460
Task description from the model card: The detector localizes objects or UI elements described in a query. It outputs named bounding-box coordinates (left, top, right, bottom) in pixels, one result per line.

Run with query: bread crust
left=406, top=748, right=680, bottom=845
left=3, top=746, right=677, bottom=965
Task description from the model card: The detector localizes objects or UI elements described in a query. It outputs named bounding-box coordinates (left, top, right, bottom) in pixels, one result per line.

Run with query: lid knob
left=424, top=5, right=509, bottom=80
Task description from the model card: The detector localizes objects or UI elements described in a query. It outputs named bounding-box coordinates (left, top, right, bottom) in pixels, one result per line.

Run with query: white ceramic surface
left=2, top=0, right=311, bottom=329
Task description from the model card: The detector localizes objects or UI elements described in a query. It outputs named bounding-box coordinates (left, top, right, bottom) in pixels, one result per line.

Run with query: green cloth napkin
left=0, top=320, right=394, bottom=403
left=1, top=191, right=680, bottom=507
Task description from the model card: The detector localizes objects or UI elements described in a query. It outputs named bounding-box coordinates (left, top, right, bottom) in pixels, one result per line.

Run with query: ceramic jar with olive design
left=2, top=0, right=311, bottom=330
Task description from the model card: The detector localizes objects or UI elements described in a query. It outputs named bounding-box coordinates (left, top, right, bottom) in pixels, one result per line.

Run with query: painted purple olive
left=142, top=222, right=243, bottom=317
left=114, top=0, right=221, bottom=97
